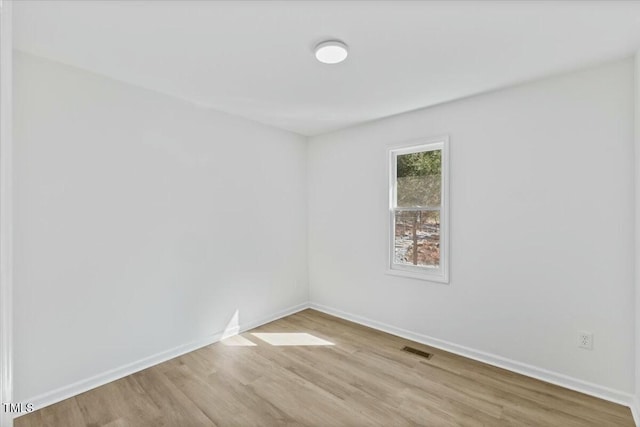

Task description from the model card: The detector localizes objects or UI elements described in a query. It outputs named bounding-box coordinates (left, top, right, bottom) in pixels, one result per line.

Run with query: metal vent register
left=402, top=346, right=433, bottom=359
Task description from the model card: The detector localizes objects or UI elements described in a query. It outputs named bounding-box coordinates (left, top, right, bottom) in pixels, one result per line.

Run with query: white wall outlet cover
left=578, top=331, right=594, bottom=350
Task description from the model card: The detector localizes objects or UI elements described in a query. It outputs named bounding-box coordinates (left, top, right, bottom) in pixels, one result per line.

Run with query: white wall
left=13, top=52, right=308, bottom=401
left=0, top=2, right=13, bottom=427
left=635, top=51, right=640, bottom=416
left=308, top=58, right=635, bottom=394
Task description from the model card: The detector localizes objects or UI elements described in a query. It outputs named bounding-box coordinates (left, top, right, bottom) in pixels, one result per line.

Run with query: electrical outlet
left=578, top=331, right=593, bottom=350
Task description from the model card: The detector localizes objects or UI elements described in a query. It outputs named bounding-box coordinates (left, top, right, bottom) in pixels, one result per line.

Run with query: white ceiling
left=13, top=1, right=640, bottom=136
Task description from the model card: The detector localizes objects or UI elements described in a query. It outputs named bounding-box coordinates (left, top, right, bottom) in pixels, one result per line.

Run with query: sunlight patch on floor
left=251, top=332, right=335, bottom=346
left=221, top=334, right=257, bottom=346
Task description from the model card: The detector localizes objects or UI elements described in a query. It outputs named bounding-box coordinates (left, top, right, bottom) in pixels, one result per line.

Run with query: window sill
left=385, top=267, right=449, bottom=284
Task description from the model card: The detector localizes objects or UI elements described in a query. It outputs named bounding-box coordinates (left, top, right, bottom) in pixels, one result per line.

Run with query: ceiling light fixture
left=314, top=40, right=348, bottom=64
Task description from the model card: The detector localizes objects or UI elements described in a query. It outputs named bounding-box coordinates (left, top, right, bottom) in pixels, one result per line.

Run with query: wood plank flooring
left=15, top=309, right=634, bottom=426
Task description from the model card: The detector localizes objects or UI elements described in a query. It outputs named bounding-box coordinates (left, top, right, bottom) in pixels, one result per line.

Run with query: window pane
left=396, top=150, right=441, bottom=208
left=394, top=210, right=440, bottom=268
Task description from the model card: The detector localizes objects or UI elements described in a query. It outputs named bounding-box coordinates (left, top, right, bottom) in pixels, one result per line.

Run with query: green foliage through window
left=396, top=150, right=442, bottom=208
left=396, top=150, right=441, bottom=178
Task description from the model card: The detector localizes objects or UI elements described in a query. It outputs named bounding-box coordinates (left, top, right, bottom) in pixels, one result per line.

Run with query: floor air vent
left=402, top=346, right=433, bottom=359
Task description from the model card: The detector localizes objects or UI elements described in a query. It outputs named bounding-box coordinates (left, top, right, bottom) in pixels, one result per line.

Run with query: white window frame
left=387, top=136, right=450, bottom=283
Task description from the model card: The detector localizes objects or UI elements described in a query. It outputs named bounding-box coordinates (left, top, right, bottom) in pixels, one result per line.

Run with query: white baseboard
left=630, top=395, right=640, bottom=427
left=309, top=302, right=635, bottom=410
left=20, top=301, right=310, bottom=416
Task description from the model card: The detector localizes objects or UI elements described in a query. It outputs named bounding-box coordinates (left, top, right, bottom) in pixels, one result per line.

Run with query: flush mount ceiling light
left=314, top=40, right=348, bottom=64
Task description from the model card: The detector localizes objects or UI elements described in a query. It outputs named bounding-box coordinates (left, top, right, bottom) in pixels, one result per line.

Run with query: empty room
left=1, top=1, right=640, bottom=426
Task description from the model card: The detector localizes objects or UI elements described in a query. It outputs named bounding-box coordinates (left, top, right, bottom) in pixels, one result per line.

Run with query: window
left=388, top=137, right=449, bottom=282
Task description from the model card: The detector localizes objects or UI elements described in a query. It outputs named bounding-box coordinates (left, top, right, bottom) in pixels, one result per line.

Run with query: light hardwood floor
left=16, top=309, right=634, bottom=426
